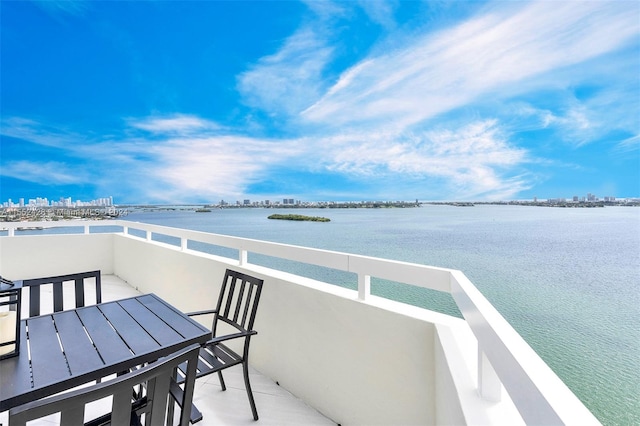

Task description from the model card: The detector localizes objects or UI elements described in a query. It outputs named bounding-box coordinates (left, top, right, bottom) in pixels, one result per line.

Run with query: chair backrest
left=212, top=269, right=264, bottom=337
left=9, top=343, right=200, bottom=426
left=21, top=270, right=102, bottom=317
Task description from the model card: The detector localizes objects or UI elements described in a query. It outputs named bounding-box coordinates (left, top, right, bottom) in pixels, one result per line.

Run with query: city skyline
left=2, top=191, right=635, bottom=209
left=1, top=1, right=638, bottom=204
left=2, top=195, right=113, bottom=208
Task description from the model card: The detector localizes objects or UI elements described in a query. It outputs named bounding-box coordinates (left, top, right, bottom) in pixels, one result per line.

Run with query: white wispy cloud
left=1, top=160, right=85, bottom=185
left=237, top=27, right=334, bottom=117
left=5, top=112, right=527, bottom=201
left=305, top=119, right=529, bottom=199
left=0, top=117, right=80, bottom=148
left=138, top=134, right=304, bottom=202
left=1, top=115, right=307, bottom=203
left=614, top=135, right=640, bottom=153
left=300, top=0, right=346, bottom=19
left=115, top=114, right=306, bottom=200
left=301, top=0, right=639, bottom=130
left=357, top=0, right=398, bottom=30
left=129, top=115, right=222, bottom=134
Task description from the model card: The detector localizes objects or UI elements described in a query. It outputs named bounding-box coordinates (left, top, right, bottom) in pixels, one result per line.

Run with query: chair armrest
left=206, top=330, right=257, bottom=346
left=186, top=309, right=218, bottom=317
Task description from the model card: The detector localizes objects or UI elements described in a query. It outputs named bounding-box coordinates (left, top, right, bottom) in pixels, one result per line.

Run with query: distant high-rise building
left=2, top=195, right=113, bottom=208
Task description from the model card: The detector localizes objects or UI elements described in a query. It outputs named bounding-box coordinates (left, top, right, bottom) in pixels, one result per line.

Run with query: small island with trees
left=268, top=214, right=330, bottom=222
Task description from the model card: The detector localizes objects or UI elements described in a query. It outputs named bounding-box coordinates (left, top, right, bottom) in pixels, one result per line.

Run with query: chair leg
left=217, top=371, right=226, bottom=391
left=243, top=362, right=259, bottom=421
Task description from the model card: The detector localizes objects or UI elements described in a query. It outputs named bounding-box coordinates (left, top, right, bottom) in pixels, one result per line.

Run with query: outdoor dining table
left=0, top=293, right=210, bottom=412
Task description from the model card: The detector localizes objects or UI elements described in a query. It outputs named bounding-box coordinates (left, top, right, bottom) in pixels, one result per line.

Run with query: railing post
left=146, top=230, right=152, bottom=241
left=84, top=225, right=90, bottom=234
left=478, top=348, right=502, bottom=402
left=239, top=249, right=248, bottom=265
left=358, top=273, right=371, bottom=300
left=8, top=227, right=15, bottom=237
left=181, top=238, right=188, bottom=251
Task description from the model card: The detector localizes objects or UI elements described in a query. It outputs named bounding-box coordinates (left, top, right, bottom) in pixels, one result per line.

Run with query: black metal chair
left=172, top=269, right=264, bottom=423
left=9, top=343, right=201, bottom=426
left=20, top=270, right=102, bottom=317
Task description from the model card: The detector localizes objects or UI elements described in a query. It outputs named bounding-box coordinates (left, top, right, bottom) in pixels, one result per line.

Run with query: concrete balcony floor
left=0, top=275, right=335, bottom=426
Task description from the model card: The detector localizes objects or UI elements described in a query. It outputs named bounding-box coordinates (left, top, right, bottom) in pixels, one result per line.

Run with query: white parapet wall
left=0, top=233, right=115, bottom=279
left=0, top=230, right=472, bottom=424
left=110, top=232, right=526, bottom=425
left=0, top=221, right=601, bottom=425
left=111, top=232, right=444, bottom=424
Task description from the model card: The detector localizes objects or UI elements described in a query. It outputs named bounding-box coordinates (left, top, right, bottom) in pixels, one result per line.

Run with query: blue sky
left=1, top=0, right=638, bottom=204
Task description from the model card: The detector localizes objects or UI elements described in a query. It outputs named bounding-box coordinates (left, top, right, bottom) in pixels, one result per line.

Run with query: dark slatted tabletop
left=0, top=293, right=209, bottom=411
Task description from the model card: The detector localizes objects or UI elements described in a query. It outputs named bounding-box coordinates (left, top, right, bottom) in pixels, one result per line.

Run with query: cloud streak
left=1, top=115, right=308, bottom=203
left=129, top=115, right=222, bottom=134
left=237, top=27, right=334, bottom=117
left=1, top=160, right=86, bottom=185
left=302, top=1, right=638, bottom=130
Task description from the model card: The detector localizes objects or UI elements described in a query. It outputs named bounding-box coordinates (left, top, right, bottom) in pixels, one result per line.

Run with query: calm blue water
left=121, top=205, right=638, bottom=425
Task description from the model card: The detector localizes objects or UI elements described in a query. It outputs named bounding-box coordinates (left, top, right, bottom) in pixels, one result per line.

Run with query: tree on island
left=267, top=214, right=330, bottom=222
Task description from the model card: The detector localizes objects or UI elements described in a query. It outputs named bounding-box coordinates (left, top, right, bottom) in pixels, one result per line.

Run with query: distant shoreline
left=1, top=199, right=638, bottom=222
left=117, top=199, right=640, bottom=209
left=424, top=201, right=594, bottom=208
left=424, top=200, right=639, bottom=208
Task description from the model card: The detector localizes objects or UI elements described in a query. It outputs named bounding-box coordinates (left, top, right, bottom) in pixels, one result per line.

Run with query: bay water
left=124, top=204, right=639, bottom=425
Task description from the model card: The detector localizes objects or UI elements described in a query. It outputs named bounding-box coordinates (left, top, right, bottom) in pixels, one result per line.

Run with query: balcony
left=0, top=220, right=600, bottom=425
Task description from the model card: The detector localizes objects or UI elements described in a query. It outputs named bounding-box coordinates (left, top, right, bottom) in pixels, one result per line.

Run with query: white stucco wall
left=251, top=272, right=437, bottom=425
left=0, top=234, right=115, bottom=280
left=111, top=234, right=228, bottom=313
left=2, top=231, right=528, bottom=425
left=111, top=233, right=441, bottom=424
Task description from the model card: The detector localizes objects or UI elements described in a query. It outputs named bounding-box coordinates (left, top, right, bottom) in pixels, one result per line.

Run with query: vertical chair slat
left=95, top=273, right=102, bottom=304
left=74, top=277, right=85, bottom=307
left=223, top=276, right=236, bottom=319
left=240, top=282, right=254, bottom=329
left=232, top=278, right=247, bottom=323
left=53, top=281, right=64, bottom=312
left=29, top=285, right=41, bottom=317
left=247, top=280, right=262, bottom=331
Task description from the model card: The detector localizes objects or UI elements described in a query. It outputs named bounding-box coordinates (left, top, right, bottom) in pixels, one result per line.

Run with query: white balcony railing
left=0, top=219, right=600, bottom=425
